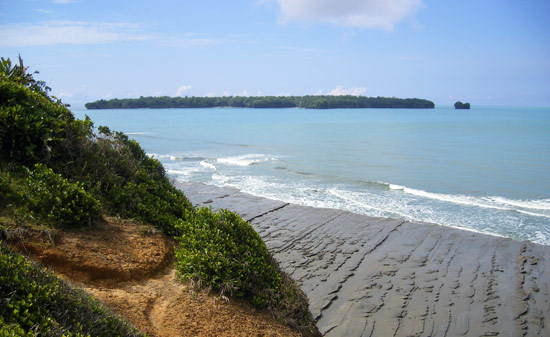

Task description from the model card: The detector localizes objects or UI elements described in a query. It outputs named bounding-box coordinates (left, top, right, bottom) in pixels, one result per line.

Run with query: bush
left=0, top=81, right=74, bottom=165
left=26, top=164, right=102, bottom=228
left=0, top=169, right=11, bottom=208
left=54, top=127, right=192, bottom=235
left=175, top=207, right=281, bottom=297
left=0, top=56, right=193, bottom=235
left=174, top=207, right=315, bottom=331
left=0, top=244, right=146, bottom=337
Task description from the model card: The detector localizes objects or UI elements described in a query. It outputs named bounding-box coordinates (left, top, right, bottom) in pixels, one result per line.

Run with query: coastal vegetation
left=0, top=57, right=318, bottom=335
left=85, top=95, right=435, bottom=109
left=454, top=101, right=470, bottom=109
left=0, top=245, right=146, bottom=337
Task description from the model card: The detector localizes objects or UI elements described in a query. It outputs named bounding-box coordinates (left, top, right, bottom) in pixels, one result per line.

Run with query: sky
left=0, top=0, right=549, bottom=107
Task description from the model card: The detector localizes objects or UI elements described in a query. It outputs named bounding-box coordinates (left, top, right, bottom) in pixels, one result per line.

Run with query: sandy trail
left=21, top=218, right=300, bottom=337
left=179, top=182, right=550, bottom=337
left=86, top=264, right=299, bottom=337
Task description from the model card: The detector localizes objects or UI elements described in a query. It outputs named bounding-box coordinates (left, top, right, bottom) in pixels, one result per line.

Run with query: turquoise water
left=74, top=106, right=550, bottom=245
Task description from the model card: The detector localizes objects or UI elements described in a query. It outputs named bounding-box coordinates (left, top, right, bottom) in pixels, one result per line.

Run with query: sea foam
left=217, top=154, right=276, bottom=167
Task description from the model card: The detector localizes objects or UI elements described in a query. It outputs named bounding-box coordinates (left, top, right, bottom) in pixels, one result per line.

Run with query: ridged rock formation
left=179, top=182, right=549, bottom=337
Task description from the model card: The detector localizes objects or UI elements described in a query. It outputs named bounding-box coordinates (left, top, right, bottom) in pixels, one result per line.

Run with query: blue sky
left=1, top=0, right=549, bottom=107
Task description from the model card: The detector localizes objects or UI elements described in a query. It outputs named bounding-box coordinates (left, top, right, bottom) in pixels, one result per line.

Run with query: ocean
left=73, top=105, right=550, bottom=245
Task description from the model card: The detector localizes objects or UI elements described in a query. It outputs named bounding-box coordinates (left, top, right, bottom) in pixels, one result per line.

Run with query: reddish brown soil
left=10, top=218, right=301, bottom=337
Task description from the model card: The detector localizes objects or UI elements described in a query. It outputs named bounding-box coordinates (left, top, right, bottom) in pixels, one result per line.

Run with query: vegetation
left=26, top=164, right=102, bottom=228
left=454, top=101, right=470, bottom=109
left=1, top=56, right=318, bottom=334
left=85, top=95, right=435, bottom=110
left=0, top=244, right=146, bottom=337
left=174, top=208, right=312, bottom=330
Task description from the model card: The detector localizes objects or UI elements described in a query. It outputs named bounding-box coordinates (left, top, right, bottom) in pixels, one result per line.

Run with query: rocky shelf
left=178, top=182, right=550, bottom=337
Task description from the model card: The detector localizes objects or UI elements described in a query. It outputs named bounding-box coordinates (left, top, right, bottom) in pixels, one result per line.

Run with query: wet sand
left=177, top=182, right=549, bottom=337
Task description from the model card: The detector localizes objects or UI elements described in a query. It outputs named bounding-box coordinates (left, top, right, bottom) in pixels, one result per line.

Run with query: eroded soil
left=9, top=218, right=300, bottom=337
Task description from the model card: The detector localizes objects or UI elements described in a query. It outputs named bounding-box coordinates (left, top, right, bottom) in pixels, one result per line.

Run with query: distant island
left=85, top=95, right=435, bottom=110
left=454, top=101, right=471, bottom=109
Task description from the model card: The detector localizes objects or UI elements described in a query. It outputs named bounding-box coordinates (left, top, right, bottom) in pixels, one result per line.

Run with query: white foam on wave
left=328, top=189, right=407, bottom=217
left=207, top=174, right=549, bottom=245
left=211, top=174, right=343, bottom=210
left=383, top=182, right=550, bottom=218
left=147, top=153, right=177, bottom=160
left=200, top=161, right=216, bottom=170
left=402, top=187, right=510, bottom=210
left=217, top=154, right=277, bottom=167
left=166, top=161, right=212, bottom=177
left=516, top=209, right=550, bottom=218
left=486, top=196, right=550, bottom=211
left=167, top=168, right=197, bottom=176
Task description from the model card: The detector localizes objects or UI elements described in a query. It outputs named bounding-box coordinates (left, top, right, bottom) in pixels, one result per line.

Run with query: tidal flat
left=179, top=182, right=550, bottom=337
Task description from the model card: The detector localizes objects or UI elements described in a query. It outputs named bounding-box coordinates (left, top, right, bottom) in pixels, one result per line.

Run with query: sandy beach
left=178, top=182, right=549, bottom=337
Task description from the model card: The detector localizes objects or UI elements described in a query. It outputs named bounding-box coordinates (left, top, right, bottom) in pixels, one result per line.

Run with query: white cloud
left=53, top=0, right=78, bottom=4
left=235, top=90, right=250, bottom=96
left=176, top=85, right=192, bottom=96
left=276, top=92, right=292, bottom=96
left=274, top=0, right=424, bottom=30
left=54, top=84, right=86, bottom=99
left=0, top=21, right=156, bottom=47
left=35, top=9, right=54, bottom=14
left=326, top=85, right=367, bottom=96
left=274, top=45, right=329, bottom=54
left=0, top=21, right=244, bottom=48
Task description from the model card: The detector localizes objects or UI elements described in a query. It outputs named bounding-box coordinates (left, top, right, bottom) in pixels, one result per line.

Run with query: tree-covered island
left=85, top=95, right=435, bottom=109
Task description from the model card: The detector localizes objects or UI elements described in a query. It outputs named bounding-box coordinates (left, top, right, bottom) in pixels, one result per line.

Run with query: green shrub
left=0, top=244, right=146, bottom=337
left=26, top=164, right=102, bottom=228
left=0, top=81, right=74, bottom=165
left=175, top=207, right=281, bottom=297
left=57, top=128, right=192, bottom=235
left=0, top=169, right=11, bottom=208
left=174, top=207, right=315, bottom=331
left=0, top=56, right=192, bottom=235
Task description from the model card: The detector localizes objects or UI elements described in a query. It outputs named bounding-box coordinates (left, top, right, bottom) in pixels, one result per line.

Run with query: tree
left=454, top=101, right=470, bottom=109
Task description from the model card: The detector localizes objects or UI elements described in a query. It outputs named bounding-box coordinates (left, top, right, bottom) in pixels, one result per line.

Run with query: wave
left=166, top=168, right=201, bottom=176
left=382, top=182, right=550, bottom=218
left=173, top=156, right=208, bottom=162
left=200, top=160, right=216, bottom=170
left=217, top=154, right=277, bottom=167
left=328, top=189, right=411, bottom=218
left=205, top=173, right=549, bottom=245
left=149, top=154, right=207, bottom=162
left=485, top=196, right=550, bottom=211
left=125, top=132, right=149, bottom=135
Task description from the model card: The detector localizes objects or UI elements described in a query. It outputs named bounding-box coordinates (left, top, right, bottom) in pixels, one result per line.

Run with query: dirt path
left=86, top=264, right=299, bottom=337
left=14, top=218, right=300, bottom=337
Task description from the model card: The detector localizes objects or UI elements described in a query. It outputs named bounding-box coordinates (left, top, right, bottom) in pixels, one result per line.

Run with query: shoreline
left=177, top=181, right=549, bottom=337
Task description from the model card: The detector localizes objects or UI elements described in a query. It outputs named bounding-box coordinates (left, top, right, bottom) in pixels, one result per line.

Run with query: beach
left=178, top=182, right=549, bottom=337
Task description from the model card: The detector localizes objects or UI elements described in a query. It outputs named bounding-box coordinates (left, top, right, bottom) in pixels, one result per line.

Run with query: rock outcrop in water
left=454, top=101, right=471, bottom=109
left=179, top=182, right=550, bottom=337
